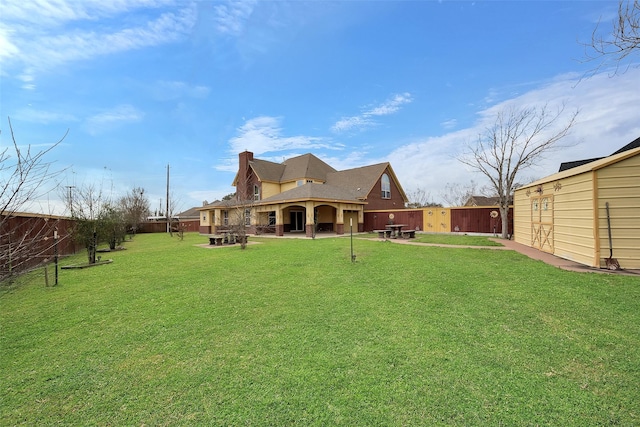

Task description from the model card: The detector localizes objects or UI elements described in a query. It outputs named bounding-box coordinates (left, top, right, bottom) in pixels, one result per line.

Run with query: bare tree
left=1, top=118, right=67, bottom=281
left=459, top=104, right=578, bottom=239
left=406, top=187, right=441, bottom=208
left=118, top=186, right=149, bottom=235
left=440, top=181, right=479, bottom=207
left=585, top=0, right=640, bottom=75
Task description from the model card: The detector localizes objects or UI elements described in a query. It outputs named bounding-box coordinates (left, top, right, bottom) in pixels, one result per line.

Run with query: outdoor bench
left=209, top=236, right=224, bottom=246
left=374, top=229, right=392, bottom=238
left=401, top=230, right=416, bottom=239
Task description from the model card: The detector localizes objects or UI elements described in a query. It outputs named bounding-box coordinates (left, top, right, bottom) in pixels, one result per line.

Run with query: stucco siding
left=280, top=181, right=297, bottom=192
left=261, top=182, right=281, bottom=199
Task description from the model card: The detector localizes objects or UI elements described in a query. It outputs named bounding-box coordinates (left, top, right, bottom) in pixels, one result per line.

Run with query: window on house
left=381, top=173, right=391, bottom=199
left=254, top=185, right=260, bottom=201
left=268, top=211, right=276, bottom=226
left=223, top=210, right=228, bottom=226
left=245, top=209, right=251, bottom=226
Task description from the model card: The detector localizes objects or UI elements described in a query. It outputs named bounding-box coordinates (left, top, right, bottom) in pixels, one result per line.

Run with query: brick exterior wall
left=364, top=169, right=406, bottom=210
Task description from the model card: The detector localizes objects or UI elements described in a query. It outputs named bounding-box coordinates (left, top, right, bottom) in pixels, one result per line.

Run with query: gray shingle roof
left=259, top=182, right=365, bottom=204
left=250, top=158, right=285, bottom=182
left=326, top=163, right=389, bottom=194
left=206, top=151, right=406, bottom=208
left=279, top=153, right=336, bottom=182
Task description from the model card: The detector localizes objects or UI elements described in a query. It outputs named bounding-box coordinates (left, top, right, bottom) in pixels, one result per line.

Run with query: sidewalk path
left=375, top=237, right=640, bottom=276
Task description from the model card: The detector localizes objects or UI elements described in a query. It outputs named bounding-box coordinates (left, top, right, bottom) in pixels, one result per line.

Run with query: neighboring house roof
left=464, top=195, right=501, bottom=206
left=559, top=158, right=604, bottom=172
left=521, top=145, right=640, bottom=189
left=175, top=207, right=200, bottom=219
left=558, top=136, right=640, bottom=172
left=611, top=135, right=640, bottom=155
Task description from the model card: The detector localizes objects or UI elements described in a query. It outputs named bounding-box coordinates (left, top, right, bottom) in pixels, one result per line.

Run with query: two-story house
left=198, top=151, right=408, bottom=237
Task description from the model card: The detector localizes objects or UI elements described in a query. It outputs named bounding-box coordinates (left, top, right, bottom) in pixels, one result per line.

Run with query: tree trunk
left=500, top=206, right=510, bottom=239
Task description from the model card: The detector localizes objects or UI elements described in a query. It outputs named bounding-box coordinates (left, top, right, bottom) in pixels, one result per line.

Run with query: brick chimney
left=237, top=151, right=254, bottom=200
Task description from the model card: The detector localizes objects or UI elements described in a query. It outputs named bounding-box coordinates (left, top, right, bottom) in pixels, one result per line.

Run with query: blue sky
left=1, top=0, right=639, bottom=214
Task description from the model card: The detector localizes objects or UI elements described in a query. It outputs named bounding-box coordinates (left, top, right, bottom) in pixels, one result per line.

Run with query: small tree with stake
left=68, top=184, right=114, bottom=264
left=0, top=118, right=66, bottom=281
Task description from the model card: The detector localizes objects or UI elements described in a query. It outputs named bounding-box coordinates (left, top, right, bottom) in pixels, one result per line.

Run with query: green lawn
left=361, top=232, right=503, bottom=246
left=2, top=233, right=639, bottom=425
left=411, top=233, right=504, bottom=246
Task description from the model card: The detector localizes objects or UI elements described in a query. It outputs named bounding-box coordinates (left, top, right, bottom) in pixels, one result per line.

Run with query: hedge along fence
left=0, top=213, right=82, bottom=280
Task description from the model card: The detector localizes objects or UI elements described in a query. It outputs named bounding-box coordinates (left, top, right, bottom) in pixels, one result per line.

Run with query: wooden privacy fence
left=0, top=213, right=81, bottom=280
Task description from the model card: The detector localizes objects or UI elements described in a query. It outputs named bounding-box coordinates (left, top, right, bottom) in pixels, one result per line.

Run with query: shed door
left=531, top=195, right=553, bottom=253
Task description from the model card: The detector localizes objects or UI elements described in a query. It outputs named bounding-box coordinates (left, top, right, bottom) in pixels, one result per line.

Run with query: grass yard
left=2, top=233, right=639, bottom=425
left=360, top=232, right=503, bottom=246
left=410, top=233, right=503, bottom=246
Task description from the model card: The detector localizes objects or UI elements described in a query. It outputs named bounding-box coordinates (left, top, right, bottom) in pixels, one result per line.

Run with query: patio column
left=212, top=208, right=222, bottom=234
left=336, top=207, right=344, bottom=235
left=305, top=201, right=315, bottom=237
left=275, top=206, right=284, bottom=236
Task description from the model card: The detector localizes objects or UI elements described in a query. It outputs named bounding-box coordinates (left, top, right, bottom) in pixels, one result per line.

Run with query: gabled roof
left=223, top=151, right=408, bottom=206
left=279, top=153, right=336, bottom=182
left=326, top=163, right=408, bottom=202
left=237, top=153, right=336, bottom=184
left=520, top=145, right=640, bottom=189
left=250, top=158, right=285, bottom=183
left=258, top=182, right=365, bottom=204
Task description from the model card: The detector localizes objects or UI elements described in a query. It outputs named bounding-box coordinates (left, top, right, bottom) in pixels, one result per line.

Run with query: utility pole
left=166, top=163, right=170, bottom=233
left=65, top=186, right=75, bottom=216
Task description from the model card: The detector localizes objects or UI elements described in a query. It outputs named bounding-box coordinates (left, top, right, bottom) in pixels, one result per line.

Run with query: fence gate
left=531, top=195, right=554, bottom=252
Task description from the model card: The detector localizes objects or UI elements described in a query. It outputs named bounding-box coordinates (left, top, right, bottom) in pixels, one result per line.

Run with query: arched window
left=381, top=173, right=391, bottom=199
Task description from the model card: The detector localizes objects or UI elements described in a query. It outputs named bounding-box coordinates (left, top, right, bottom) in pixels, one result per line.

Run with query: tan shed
left=514, top=145, right=640, bottom=269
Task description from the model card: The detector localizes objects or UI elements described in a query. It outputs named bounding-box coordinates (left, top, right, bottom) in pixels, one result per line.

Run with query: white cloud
left=441, top=119, right=458, bottom=130
left=1, top=0, right=196, bottom=81
left=212, top=0, right=257, bottom=36
left=332, top=92, right=412, bottom=133
left=387, top=68, right=640, bottom=205
left=13, top=108, right=79, bottom=124
left=228, top=116, right=338, bottom=156
left=86, top=104, right=144, bottom=134
left=152, top=80, right=210, bottom=100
